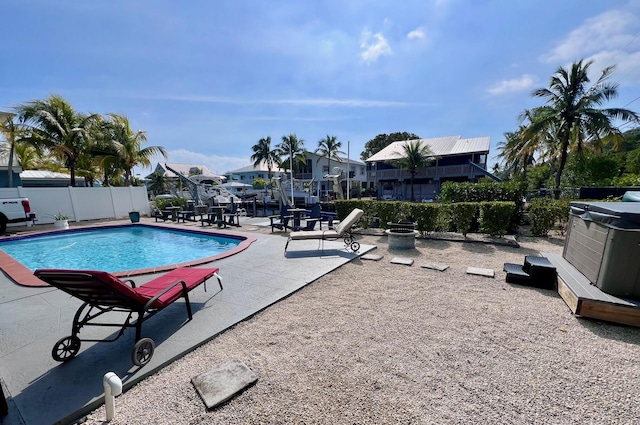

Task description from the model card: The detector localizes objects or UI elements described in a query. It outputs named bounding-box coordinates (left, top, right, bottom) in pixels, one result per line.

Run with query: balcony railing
left=293, top=173, right=313, bottom=180
left=367, top=163, right=486, bottom=181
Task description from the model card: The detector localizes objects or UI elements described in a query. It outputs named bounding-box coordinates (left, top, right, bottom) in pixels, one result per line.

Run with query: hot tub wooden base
left=544, top=253, right=640, bottom=327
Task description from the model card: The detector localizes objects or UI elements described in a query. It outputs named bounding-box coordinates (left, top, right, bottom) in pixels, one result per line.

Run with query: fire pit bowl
left=386, top=221, right=418, bottom=249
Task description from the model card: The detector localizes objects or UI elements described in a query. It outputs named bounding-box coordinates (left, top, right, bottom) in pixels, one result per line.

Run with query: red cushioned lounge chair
left=34, top=267, right=222, bottom=366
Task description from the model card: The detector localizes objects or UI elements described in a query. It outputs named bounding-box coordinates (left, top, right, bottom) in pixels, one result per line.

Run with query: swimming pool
left=0, top=224, right=255, bottom=276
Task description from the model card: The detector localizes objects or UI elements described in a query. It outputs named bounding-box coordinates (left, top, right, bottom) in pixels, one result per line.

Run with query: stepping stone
left=361, top=253, right=383, bottom=261
left=466, top=267, right=495, bottom=278
left=390, top=257, right=414, bottom=266
left=421, top=262, right=449, bottom=272
left=191, top=359, right=258, bottom=409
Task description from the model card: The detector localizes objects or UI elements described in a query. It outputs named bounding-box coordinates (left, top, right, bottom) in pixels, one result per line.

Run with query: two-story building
left=228, top=152, right=368, bottom=200
left=365, top=135, right=492, bottom=201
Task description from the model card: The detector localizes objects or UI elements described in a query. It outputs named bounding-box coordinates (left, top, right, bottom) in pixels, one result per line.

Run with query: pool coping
left=0, top=222, right=257, bottom=287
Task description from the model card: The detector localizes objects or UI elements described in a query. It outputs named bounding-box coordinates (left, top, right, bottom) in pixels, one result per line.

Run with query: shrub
left=438, top=180, right=525, bottom=232
left=479, top=202, right=515, bottom=237
left=448, top=202, right=477, bottom=236
left=155, top=198, right=187, bottom=210
left=407, top=203, right=439, bottom=234
left=528, top=198, right=573, bottom=236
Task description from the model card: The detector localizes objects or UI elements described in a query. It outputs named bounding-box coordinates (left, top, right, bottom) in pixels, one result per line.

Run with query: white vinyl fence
left=0, top=186, right=150, bottom=227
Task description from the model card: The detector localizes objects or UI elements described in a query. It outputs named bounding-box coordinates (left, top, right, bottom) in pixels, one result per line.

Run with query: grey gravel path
left=82, top=231, right=640, bottom=425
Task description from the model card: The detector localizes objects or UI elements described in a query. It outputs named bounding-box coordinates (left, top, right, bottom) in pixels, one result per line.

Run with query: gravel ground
left=82, top=228, right=640, bottom=425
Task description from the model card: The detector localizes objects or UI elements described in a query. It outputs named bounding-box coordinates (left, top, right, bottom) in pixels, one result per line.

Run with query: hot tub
left=564, top=202, right=640, bottom=299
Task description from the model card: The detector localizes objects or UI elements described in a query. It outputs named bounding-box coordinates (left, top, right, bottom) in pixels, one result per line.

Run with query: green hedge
left=335, top=199, right=514, bottom=237
left=447, top=202, right=477, bottom=236
left=527, top=198, right=572, bottom=236
left=438, top=180, right=525, bottom=231
left=479, top=202, right=516, bottom=237
left=335, top=197, right=574, bottom=238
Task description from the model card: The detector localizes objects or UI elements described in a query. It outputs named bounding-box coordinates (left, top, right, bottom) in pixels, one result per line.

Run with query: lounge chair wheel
left=52, top=335, right=81, bottom=362
left=132, top=338, right=155, bottom=366
left=350, top=241, right=360, bottom=252
left=344, top=236, right=353, bottom=244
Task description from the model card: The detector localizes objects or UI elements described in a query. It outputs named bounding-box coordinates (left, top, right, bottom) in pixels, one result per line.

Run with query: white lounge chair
left=284, top=208, right=364, bottom=254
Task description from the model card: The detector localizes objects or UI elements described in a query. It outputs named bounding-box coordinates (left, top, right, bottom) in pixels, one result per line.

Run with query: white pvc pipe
left=103, top=372, right=123, bottom=422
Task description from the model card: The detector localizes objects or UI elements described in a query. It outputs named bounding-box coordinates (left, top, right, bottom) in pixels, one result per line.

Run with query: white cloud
left=407, top=27, right=426, bottom=40
left=541, top=10, right=638, bottom=63
left=120, top=92, right=426, bottom=108
left=487, top=74, right=536, bottom=96
left=360, top=29, right=392, bottom=63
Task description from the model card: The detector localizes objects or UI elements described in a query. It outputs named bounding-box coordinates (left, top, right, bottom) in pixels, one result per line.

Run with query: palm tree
left=0, top=114, right=27, bottom=187
left=315, top=135, right=345, bottom=193
left=526, top=59, right=640, bottom=196
left=147, top=171, right=168, bottom=196
left=15, top=94, right=99, bottom=186
left=74, top=152, right=102, bottom=187
left=101, top=113, right=167, bottom=186
left=277, top=134, right=306, bottom=173
left=395, top=139, right=432, bottom=201
left=496, top=130, right=530, bottom=179
left=496, top=110, right=544, bottom=180
left=250, top=136, right=281, bottom=181
left=13, top=142, right=42, bottom=170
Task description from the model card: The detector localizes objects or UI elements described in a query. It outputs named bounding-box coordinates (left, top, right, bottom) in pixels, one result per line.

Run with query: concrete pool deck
left=0, top=217, right=375, bottom=425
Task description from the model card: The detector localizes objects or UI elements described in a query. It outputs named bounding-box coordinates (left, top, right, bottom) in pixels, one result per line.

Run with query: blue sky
left=2, top=0, right=640, bottom=176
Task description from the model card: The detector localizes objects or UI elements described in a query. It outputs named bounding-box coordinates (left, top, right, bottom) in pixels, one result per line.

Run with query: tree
left=496, top=130, right=535, bottom=180
left=101, top=113, right=167, bottom=186
left=147, top=171, right=168, bottom=196
left=394, top=140, right=432, bottom=201
left=16, top=94, right=99, bottom=186
left=563, top=151, right=621, bottom=187
left=13, top=141, right=42, bottom=170
left=0, top=114, right=27, bottom=187
left=277, top=134, right=306, bottom=173
left=315, top=135, right=345, bottom=195
left=250, top=136, right=281, bottom=181
left=315, top=135, right=345, bottom=174
left=525, top=59, right=640, bottom=196
left=497, top=109, right=550, bottom=181
left=360, top=132, right=420, bottom=161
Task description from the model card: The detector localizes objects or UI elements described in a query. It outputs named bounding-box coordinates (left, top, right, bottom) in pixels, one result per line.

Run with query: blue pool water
left=0, top=226, right=242, bottom=273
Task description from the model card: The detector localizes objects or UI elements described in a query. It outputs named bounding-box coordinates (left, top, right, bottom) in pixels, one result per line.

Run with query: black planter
left=129, top=211, right=140, bottom=223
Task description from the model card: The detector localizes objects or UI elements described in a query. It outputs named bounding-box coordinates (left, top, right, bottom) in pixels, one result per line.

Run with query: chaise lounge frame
left=284, top=208, right=364, bottom=255
left=34, top=267, right=222, bottom=366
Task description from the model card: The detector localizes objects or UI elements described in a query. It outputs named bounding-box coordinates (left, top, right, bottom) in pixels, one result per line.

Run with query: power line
left=622, top=94, right=640, bottom=108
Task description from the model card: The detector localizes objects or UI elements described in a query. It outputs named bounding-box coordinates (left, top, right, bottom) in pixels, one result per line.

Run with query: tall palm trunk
left=327, top=157, right=331, bottom=193
left=410, top=171, right=416, bottom=201
left=7, top=145, right=14, bottom=188
left=554, top=141, right=570, bottom=199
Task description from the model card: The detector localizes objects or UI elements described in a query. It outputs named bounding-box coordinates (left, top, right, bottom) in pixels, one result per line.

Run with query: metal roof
left=20, top=170, right=70, bottom=179
left=229, top=162, right=287, bottom=174
left=365, top=135, right=490, bottom=162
